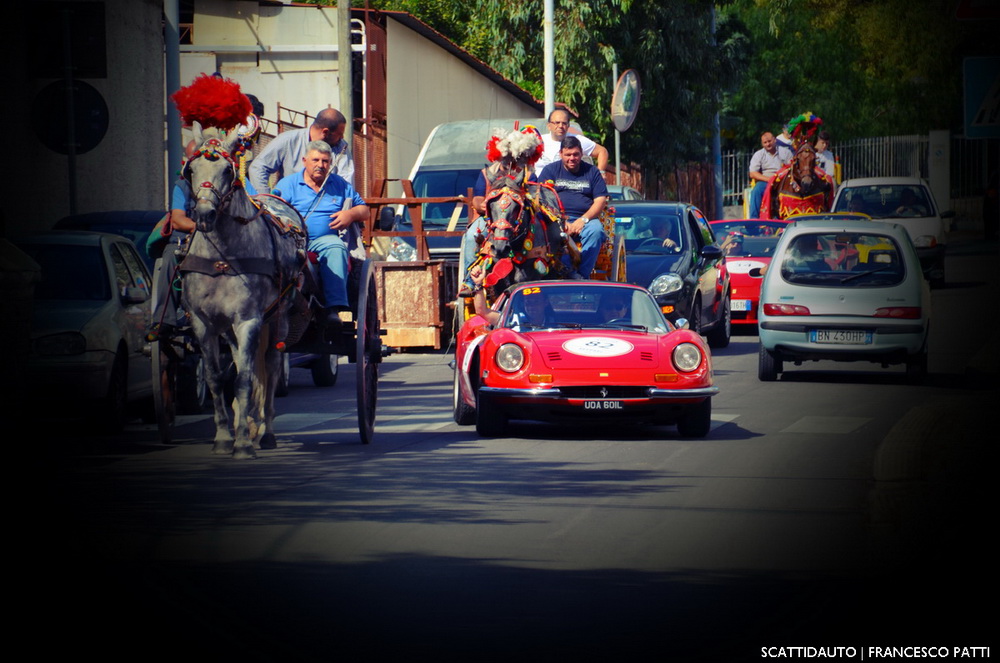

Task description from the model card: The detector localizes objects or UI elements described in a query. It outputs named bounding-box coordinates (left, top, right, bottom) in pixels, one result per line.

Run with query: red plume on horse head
left=171, top=73, right=252, bottom=132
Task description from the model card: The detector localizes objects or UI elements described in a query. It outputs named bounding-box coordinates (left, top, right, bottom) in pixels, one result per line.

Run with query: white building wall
left=182, top=0, right=346, bottom=125
left=384, top=19, right=542, bottom=186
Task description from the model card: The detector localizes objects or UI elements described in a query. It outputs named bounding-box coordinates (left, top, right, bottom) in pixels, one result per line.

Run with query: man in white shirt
left=534, top=108, right=609, bottom=176
left=747, top=131, right=793, bottom=218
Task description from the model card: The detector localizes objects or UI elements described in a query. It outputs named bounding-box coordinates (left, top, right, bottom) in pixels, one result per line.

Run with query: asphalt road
left=30, top=237, right=997, bottom=662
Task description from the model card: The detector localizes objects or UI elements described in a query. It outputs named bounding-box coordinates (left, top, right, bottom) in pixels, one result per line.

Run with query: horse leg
left=229, top=318, right=263, bottom=459
left=257, top=322, right=283, bottom=451
left=192, top=320, right=235, bottom=455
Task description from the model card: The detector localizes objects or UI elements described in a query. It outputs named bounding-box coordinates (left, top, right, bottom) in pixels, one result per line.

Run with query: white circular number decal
left=562, top=337, right=634, bottom=358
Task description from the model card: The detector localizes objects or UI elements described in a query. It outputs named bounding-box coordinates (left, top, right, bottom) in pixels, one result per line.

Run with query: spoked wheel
left=151, top=338, right=178, bottom=443
left=355, top=259, right=381, bottom=445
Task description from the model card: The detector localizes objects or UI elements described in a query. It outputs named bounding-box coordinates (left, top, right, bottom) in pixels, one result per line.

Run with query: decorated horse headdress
left=486, top=126, right=544, bottom=172
left=786, top=112, right=823, bottom=152
left=171, top=74, right=259, bottom=178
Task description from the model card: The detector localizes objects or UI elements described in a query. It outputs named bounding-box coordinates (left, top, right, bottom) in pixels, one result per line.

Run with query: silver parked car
left=17, top=231, right=155, bottom=430
left=831, top=177, right=953, bottom=287
left=757, top=218, right=930, bottom=383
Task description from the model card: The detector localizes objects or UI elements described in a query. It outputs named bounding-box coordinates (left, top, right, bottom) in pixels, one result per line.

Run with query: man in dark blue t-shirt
left=538, top=135, right=609, bottom=278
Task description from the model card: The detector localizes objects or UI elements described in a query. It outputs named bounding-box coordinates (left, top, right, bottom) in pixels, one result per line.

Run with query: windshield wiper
left=596, top=322, right=648, bottom=331
left=840, top=265, right=897, bottom=283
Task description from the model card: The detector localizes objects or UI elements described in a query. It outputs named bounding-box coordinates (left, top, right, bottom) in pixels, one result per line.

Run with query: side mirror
left=700, top=245, right=723, bottom=260
left=674, top=317, right=690, bottom=330
left=378, top=206, right=397, bottom=231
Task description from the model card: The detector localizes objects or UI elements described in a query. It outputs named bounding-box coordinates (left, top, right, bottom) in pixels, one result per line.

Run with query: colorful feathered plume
left=787, top=112, right=823, bottom=150
left=486, top=126, right=544, bottom=166
left=171, top=73, right=252, bottom=132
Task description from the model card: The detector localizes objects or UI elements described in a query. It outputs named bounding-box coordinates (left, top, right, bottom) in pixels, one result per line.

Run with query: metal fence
left=721, top=134, right=993, bottom=207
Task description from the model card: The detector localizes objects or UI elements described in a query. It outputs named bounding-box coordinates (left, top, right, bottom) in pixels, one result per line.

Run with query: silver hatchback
left=757, top=218, right=930, bottom=382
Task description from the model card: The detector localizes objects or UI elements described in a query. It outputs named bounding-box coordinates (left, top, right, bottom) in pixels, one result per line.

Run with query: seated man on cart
left=272, top=139, right=369, bottom=329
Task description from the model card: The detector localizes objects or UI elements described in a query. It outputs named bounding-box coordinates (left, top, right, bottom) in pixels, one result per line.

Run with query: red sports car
left=708, top=219, right=790, bottom=326
left=452, top=281, right=719, bottom=438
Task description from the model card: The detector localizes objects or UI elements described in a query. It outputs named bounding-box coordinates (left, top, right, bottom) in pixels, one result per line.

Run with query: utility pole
left=543, top=0, right=554, bottom=118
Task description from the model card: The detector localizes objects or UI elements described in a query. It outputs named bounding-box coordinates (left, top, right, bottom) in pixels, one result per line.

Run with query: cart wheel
left=151, top=338, right=177, bottom=443
left=355, top=259, right=380, bottom=444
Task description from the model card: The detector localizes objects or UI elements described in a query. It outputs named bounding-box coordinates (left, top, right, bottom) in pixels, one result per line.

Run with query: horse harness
left=179, top=138, right=309, bottom=311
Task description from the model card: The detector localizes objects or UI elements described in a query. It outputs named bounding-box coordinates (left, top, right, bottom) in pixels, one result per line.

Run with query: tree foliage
left=329, top=0, right=994, bottom=164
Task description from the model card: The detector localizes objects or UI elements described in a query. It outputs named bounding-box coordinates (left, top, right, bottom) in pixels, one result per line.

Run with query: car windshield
left=833, top=184, right=932, bottom=219
left=710, top=221, right=786, bottom=258
left=779, top=232, right=907, bottom=287
left=20, top=243, right=111, bottom=301
left=399, top=168, right=481, bottom=228
left=502, top=284, right=669, bottom=332
left=616, top=213, right=685, bottom=253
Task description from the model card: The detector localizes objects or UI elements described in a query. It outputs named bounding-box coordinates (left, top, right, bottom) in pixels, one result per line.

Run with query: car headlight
left=495, top=343, right=525, bottom=372
left=649, top=273, right=683, bottom=296
left=672, top=342, right=702, bottom=372
left=34, top=332, right=87, bottom=356
left=912, top=235, right=937, bottom=248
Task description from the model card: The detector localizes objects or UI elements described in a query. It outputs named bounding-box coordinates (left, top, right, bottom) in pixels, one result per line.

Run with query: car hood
left=624, top=253, right=690, bottom=286
left=31, top=301, right=107, bottom=336
left=526, top=330, right=666, bottom=369
left=725, top=257, right=770, bottom=287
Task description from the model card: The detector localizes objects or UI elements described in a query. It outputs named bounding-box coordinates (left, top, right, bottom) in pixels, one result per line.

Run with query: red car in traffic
left=708, top=219, right=790, bottom=327
left=452, top=280, right=719, bottom=438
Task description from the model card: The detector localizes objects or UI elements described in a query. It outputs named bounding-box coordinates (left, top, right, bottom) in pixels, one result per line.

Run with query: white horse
left=179, top=123, right=304, bottom=458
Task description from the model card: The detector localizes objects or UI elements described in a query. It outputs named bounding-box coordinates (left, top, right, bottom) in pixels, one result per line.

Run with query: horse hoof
left=259, top=433, right=277, bottom=450
left=232, top=447, right=257, bottom=460
left=212, top=441, right=235, bottom=455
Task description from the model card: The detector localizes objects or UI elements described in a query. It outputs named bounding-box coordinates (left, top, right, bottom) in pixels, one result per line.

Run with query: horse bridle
left=486, top=187, right=528, bottom=244
left=183, top=138, right=240, bottom=211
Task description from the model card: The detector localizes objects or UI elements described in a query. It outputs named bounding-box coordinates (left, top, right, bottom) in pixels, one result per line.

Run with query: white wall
left=182, top=0, right=346, bottom=126
left=384, top=18, right=542, bottom=189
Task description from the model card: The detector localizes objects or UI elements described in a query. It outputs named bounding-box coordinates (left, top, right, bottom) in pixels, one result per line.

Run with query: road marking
left=780, top=416, right=870, bottom=435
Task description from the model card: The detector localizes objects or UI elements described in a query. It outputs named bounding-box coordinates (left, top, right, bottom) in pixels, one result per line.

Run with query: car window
left=620, top=213, right=685, bottom=252
left=779, top=232, right=907, bottom=286
left=109, top=244, right=142, bottom=295
left=20, top=243, right=111, bottom=301
left=834, top=184, right=933, bottom=219
left=691, top=208, right=715, bottom=247
left=711, top=221, right=787, bottom=258
left=116, top=241, right=151, bottom=295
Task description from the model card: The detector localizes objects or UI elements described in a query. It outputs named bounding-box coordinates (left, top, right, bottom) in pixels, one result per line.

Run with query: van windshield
left=399, top=168, right=481, bottom=228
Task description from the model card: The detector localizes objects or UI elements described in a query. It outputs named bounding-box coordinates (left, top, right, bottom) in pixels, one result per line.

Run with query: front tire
left=707, top=295, right=731, bottom=349
left=677, top=397, right=712, bottom=438
left=453, top=365, right=476, bottom=425
left=475, top=393, right=506, bottom=437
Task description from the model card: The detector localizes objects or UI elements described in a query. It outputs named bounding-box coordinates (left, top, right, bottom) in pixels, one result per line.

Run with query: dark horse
left=179, top=123, right=305, bottom=459
left=762, top=143, right=834, bottom=220
left=475, top=165, right=572, bottom=298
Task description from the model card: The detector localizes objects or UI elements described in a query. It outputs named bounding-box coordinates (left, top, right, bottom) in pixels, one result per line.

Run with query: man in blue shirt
left=272, top=140, right=369, bottom=326
left=249, top=107, right=354, bottom=193
left=538, top=135, right=609, bottom=279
